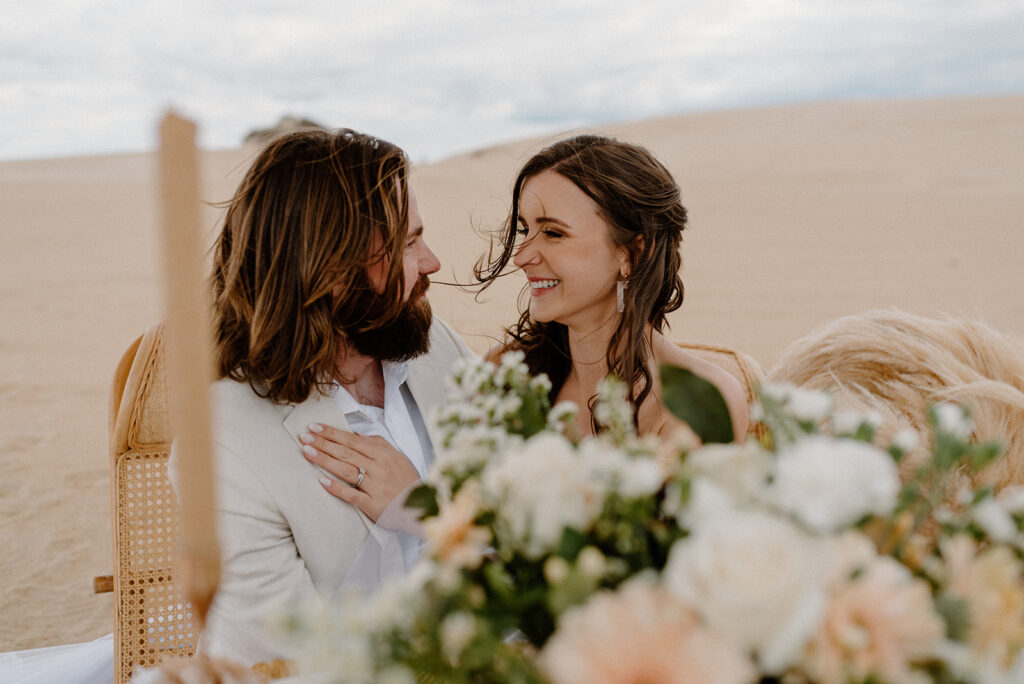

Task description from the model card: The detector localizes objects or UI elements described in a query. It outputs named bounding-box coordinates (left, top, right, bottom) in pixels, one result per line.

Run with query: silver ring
left=354, top=467, right=366, bottom=489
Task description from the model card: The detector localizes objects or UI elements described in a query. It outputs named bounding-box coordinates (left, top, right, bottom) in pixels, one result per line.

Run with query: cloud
left=0, top=0, right=1020, bottom=161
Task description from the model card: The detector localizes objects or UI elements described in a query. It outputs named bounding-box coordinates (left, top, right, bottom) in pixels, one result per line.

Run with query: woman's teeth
left=531, top=279, right=560, bottom=290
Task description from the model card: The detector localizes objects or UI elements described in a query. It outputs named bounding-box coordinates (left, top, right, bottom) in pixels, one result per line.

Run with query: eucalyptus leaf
left=660, top=364, right=734, bottom=443
left=404, top=483, right=439, bottom=519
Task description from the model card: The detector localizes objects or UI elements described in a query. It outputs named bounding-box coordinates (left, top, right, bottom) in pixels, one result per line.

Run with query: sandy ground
left=1, top=95, right=1022, bottom=651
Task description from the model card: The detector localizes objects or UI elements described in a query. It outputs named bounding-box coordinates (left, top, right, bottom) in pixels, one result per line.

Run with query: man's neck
left=335, top=345, right=386, bottom=408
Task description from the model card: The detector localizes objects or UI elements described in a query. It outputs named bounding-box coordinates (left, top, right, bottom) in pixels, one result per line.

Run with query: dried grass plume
left=768, top=309, right=1024, bottom=489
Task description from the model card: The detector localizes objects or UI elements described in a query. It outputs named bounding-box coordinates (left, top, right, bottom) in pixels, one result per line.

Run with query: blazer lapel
left=281, top=391, right=351, bottom=446
left=281, top=390, right=404, bottom=579
left=406, top=358, right=448, bottom=416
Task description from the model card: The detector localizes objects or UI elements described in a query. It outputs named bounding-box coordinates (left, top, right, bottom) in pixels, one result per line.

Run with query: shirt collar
left=332, top=360, right=409, bottom=417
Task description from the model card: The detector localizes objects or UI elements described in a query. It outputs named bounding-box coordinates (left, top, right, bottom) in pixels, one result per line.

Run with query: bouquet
left=282, top=353, right=1024, bottom=683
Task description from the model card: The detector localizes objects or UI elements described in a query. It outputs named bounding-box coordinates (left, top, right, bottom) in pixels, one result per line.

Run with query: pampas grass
left=768, top=309, right=1024, bottom=489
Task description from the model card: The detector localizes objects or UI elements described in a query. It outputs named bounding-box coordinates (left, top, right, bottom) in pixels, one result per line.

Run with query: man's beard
left=344, top=276, right=433, bottom=362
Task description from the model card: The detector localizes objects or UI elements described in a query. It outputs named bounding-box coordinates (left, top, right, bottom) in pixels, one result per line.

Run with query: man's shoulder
left=406, top=316, right=476, bottom=410
left=424, top=315, right=475, bottom=362
left=209, top=377, right=294, bottom=430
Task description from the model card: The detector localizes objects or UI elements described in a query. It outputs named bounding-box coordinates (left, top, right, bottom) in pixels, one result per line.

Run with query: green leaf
left=404, top=483, right=440, bottom=519
left=935, top=594, right=971, bottom=641
left=660, top=364, right=734, bottom=444
left=517, top=390, right=548, bottom=438
left=555, top=527, right=588, bottom=561
left=546, top=566, right=597, bottom=615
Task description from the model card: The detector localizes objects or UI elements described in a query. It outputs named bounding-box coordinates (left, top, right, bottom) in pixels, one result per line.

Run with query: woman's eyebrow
left=535, top=215, right=571, bottom=228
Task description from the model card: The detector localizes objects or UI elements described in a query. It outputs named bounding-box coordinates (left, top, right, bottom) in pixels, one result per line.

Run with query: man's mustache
left=410, top=276, right=430, bottom=299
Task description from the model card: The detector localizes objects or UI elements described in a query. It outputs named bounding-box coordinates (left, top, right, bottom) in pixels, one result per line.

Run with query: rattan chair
left=106, top=323, right=198, bottom=683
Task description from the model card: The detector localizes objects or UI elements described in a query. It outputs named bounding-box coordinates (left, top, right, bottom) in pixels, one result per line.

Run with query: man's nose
left=420, top=241, right=441, bottom=275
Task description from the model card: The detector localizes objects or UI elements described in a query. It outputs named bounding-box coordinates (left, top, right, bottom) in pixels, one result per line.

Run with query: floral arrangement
left=282, top=353, right=1024, bottom=684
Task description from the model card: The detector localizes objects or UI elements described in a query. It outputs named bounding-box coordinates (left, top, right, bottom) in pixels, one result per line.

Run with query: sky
left=2, top=0, right=1022, bottom=162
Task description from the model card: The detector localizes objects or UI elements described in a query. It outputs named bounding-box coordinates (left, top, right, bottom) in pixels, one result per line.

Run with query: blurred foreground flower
left=283, top=357, right=1022, bottom=683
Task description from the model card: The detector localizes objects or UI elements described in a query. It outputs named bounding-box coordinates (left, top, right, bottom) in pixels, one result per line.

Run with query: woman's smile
left=529, top=278, right=561, bottom=295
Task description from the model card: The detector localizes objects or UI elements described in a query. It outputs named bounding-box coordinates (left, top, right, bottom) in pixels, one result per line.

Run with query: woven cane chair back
left=109, top=323, right=198, bottom=683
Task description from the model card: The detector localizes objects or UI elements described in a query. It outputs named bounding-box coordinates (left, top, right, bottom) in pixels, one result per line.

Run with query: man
left=170, top=129, right=474, bottom=665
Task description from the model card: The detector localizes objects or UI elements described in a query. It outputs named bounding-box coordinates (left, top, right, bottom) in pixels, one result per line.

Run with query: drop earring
left=616, top=278, right=627, bottom=313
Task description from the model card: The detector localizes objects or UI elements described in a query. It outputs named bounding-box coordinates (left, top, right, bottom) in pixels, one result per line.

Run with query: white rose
left=670, top=477, right=742, bottom=528
left=770, top=436, right=900, bottom=533
left=663, top=508, right=831, bottom=674
left=685, top=441, right=774, bottom=506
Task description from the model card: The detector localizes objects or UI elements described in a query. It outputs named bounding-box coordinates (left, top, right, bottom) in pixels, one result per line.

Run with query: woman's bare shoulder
left=484, top=344, right=509, bottom=365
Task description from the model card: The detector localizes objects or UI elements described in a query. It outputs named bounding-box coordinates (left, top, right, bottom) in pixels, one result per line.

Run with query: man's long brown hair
left=475, top=135, right=686, bottom=428
left=212, top=129, right=409, bottom=403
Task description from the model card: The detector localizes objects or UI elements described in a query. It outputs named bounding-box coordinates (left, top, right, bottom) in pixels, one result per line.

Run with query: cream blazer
left=169, top=317, right=474, bottom=665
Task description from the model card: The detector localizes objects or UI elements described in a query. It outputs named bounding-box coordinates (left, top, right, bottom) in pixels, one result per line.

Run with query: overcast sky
left=2, top=0, right=1022, bottom=162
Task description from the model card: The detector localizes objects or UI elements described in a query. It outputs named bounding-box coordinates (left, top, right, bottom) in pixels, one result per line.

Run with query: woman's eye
left=542, top=229, right=563, bottom=239
left=515, top=226, right=528, bottom=236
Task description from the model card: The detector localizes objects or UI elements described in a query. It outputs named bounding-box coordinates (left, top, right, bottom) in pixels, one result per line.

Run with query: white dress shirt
left=331, top=360, right=434, bottom=572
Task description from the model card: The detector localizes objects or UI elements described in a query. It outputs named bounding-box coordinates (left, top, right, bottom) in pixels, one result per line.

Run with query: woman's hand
left=298, top=423, right=420, bottom=521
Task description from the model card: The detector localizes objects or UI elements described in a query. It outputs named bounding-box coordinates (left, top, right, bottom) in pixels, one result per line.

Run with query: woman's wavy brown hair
left=475, top=135, right=687, bottom=428
left=212, top=128, right=409, bottom=403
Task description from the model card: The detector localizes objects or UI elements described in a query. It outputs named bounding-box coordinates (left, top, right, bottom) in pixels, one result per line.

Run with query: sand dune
left=1, top=95, right=1022, bottom=650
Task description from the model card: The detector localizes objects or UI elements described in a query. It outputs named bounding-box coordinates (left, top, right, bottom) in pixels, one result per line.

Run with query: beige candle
left=158, top=111, right=220, bottom=626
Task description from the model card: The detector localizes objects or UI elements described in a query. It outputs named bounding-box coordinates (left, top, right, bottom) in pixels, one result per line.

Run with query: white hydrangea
left=831, top=409, right=883, bottom=435
left=769, top=436, right=900, bottom=534
left=972, top=497, right=1018, bottom=544
left=893, top=427, right=921, bottom=453
left=593, top=375, right=635, bottom=440
left=429, top=424, right=517, bottom=486
left=547, top=400, right=578, bottom=434
left=440, top=611, right=478, bottom=662
left=933, top=402, right=973, bottom=440
left=276, top=595, right=377, bottom=682
left=997, top=486, right=1024, bottom=514
left=577, top=438, right=664, bottom=499
left=761, top=383, right=834, bottom=423
left=663, top=508, right=831, bottom=674
left=354, top=561, right=434, bottom=635
left=447, top=358, right=496, bottom=399
left=481, top=433, right=602, bottom=558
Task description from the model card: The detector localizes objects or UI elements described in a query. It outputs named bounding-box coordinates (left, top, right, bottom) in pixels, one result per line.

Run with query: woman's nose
left=512, top=239, right=537, bottom=268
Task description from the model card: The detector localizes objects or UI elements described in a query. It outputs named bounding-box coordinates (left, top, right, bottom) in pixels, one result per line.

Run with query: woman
left=476, top=135, right=748, bottom=440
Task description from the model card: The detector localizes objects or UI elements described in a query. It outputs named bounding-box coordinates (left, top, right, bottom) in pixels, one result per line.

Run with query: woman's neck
left=561, top=315, right=659, bottom=434
left=564, top=313, right=620, bottom=390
